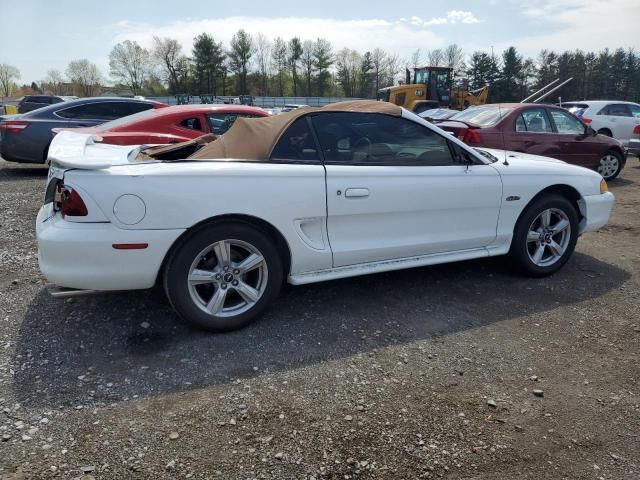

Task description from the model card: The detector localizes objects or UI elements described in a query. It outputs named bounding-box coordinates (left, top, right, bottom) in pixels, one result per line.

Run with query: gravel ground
left=0, top=157, right=639, bottom=479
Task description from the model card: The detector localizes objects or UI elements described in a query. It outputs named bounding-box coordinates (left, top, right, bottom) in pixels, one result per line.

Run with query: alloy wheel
left=597, top=154, right=619, bottom=179
left=187, top=239, right=268, bottom=317
left=526, top=208, right=572, bottom=267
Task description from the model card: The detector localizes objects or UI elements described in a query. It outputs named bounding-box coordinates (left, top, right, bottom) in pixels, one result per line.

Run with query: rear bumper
left=36, top=204, right=185, bottom=291
left=580, top=192, right=614, bottom=234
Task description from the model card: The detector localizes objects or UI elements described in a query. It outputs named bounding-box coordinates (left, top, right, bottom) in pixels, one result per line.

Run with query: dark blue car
left=0, top=97, right=167, bottom=163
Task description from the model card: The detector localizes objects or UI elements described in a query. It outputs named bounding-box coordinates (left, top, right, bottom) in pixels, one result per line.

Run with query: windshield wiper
left=473, top=148, right=498, bottom=163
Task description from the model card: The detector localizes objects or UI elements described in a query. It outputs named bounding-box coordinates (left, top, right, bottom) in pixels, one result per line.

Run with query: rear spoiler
left=47, top=130, right=138, bottom=170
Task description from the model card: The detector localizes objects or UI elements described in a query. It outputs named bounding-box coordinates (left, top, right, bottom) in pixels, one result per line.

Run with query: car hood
left=477, top=148, right=567, bottom=165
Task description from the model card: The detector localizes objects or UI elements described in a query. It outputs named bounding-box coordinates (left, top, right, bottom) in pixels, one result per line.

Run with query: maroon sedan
left=435, top=103, right=626, bottom=180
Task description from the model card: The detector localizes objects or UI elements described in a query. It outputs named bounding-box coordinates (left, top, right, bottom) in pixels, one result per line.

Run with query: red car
left=54, top=105, right=269, bottom=145
left=435, top=103, right=627, bottom=180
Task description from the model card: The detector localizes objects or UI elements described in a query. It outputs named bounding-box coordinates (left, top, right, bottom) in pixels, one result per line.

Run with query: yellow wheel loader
left=377, top=66, right=489, bottom=113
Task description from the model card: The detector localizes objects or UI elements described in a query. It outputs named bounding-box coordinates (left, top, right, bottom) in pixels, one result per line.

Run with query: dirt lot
left=0, top=157, right=639, bottom=480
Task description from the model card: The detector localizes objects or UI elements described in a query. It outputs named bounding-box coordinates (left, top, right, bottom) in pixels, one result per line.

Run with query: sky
left=1, top=0, right=639, bottom=85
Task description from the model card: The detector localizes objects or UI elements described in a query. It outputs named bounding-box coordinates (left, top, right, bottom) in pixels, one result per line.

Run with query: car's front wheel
left=597, top=150, right=623, bottom=181
left=163, top=223, right=283, bottom=332
left=509, top=195, right=579, bottom=277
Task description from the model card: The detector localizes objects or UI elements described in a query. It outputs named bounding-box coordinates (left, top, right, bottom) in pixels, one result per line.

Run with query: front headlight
left=600, top=178, right=608, bottom=193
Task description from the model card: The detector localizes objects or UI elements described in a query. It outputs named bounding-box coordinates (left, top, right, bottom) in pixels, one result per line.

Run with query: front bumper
left=36, top=204, right=185, bottom=291
left=579, top=192, right=615, bottom=234
left=627, top=139, right=640, bottom=157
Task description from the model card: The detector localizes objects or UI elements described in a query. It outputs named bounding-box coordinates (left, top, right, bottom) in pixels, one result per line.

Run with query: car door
left=312, top=112, right=503, bottom=267
left=508, top=107, right=558, bottom=157
left=546, top=108, right=597, bottom=167
left=600, top=103, right=634, bottom=139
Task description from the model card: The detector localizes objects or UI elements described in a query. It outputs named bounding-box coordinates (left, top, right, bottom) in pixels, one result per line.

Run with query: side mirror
left=587, top=126, right=597, bottom=136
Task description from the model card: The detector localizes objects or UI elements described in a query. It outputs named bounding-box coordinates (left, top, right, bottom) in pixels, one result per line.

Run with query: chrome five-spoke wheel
left=526, top=208, right=571, bottom=267
left=188, top=239, right=268, bottom=317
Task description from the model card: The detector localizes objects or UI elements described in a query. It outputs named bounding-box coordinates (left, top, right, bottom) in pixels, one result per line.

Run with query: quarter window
left=629, top=104, right=640, bottom=118
left=310, top=112, right=456, bottom=166
left=180, top=117, right=202, bottom=131
left=270, top=118, right=319, bottom=161
left=519, top=108, right=552, bottom=133
left=548, top=109, right=585, bottom=135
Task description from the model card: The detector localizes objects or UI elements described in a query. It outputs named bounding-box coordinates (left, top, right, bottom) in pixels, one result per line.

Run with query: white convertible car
left=37, top=101, right=615, bottom=331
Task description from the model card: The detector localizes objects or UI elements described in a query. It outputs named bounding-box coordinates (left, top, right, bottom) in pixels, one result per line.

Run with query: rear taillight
left=0, top=120, right=30, bottom=133
left=457, top=128, right=481, bottom=144
left=633, top=125, right=640, bottom=134
left=59, top=187, right=88, bottom=218
left=581, top=117, right=592, bottom=124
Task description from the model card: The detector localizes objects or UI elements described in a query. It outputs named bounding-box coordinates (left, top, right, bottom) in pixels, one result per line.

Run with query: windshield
left=449, top=106, right=513, bottom=126
left=93, top=108, right=158, bottom=131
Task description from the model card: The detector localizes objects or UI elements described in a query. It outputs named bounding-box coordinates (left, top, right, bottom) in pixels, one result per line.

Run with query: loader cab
left=413, top=66, right=453, bottom=106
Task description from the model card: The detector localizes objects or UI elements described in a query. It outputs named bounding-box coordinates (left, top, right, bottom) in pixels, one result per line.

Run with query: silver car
left=563, top=100, right=640, bottom=156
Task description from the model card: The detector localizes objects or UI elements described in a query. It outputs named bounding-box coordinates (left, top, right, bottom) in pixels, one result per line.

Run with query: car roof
left=563, top=100, right=639, bottom=106
left=22, top=96, right=164, bottom=117
left=149, top=104, right=267, bottom=116
left=189, top=100, right=402, bottom=161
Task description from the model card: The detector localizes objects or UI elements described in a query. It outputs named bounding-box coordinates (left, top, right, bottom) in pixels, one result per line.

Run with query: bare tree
left=444, top=44, right=464, bottom=71
left=427, top=49, right=445, bottom=66
left=371, top=48, right=388, bottom=91
left=66, top=59, right=102, bottom=96
left=0, top=64, right=20, bottom=97
left=109, top=40, right=152, bottom=95
left=411, top=48, right=423, bottom=69
left=41, top=69, right=64, bottom=95
left=301, top=40, right=315, bottom=95
left=254, top=33, right=271, bottom=95
left=385, top=53, right=401, bottom=86
left=152, top=36, right=184, bottom=93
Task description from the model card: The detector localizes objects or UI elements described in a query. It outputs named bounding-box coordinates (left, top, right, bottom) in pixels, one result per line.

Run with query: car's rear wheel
left=597, top=150, right=623, bottom=180
left=509, top=195, right=578, bottom=277
left=163, top=223, right=283, bottom=332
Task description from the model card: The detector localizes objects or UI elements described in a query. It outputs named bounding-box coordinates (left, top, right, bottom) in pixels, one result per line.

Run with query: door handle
left=344, top=188, right=369, bottom=198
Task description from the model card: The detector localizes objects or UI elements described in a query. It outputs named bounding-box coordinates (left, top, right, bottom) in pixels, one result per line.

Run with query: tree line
left=1, top=31, right=639, bottom=103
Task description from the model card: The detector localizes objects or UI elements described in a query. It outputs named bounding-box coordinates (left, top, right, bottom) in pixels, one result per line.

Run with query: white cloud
left=406, top=10, right=481, bottom=27
left=110, top=13, right=481, bottom=61
left=508, top=0, right=639, bottom=56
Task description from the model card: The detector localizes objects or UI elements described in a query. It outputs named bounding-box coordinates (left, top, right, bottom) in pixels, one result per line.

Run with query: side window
left=548, top=110, right=585, bottom=135
left=628, top=104, right=640, bottom=118
left=311, top=112, right=455, bottom=166
left=180, top=117, right=202, bottom=131
left=50, top=97, right=64, bottom=104
left=394, top=93, right=406, bottom=106
left=206, top=113, right=260, bottom=135
left=600, top=104, right=631, bottom=117
left=520, top=108, right=552, bottom=133
left=57, top=102, right=132, bottom=120
left=514, top=114, right=527, bottom=132
left=270, top=117, right=319, bottom=161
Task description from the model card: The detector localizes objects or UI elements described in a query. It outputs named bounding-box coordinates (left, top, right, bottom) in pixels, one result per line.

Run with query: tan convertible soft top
left=188, top=100, right=402, bottom=160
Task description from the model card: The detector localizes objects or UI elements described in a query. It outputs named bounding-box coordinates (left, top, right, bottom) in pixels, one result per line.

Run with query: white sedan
left=37, top=101, right=615, bottom=331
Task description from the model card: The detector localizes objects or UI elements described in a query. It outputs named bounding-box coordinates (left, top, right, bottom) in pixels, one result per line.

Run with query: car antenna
left=499, top=103, right=509, bottom=166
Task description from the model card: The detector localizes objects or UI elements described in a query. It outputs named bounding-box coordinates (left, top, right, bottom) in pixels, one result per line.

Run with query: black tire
left=509, top=195, right=579, bottom=277
left=596, top=150, right=624, bottom=181
left=163, top=223, right=283, bottom=332
left=597, top=128, right=612, bottom=137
